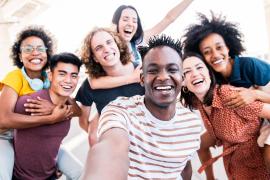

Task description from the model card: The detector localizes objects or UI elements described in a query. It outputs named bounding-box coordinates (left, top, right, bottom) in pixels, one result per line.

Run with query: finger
left=26, top=99, right=41, bottom=104
left=30, top=112, right=47, bottom=116
left=37, top=96, right=45, bottom=101
left=24, top=103, right=42, bottom=109
left=229, top=87, right=241, bottom=91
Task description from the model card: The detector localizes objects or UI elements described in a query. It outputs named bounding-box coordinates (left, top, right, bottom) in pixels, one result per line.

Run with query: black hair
left=10, top=25, right=55, bottom=69
left=180, top=52, right=216, bottom=111
left=112, top=5, right=144, bottom=44
left=182, top=12, right=245, bottom=58
left=50, top=52, right=82, bottom=71
left=139, top=34, right=182, bottom=61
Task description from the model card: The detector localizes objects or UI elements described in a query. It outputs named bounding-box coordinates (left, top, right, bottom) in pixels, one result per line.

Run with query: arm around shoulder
left=81, top=128, right=129, bottom=180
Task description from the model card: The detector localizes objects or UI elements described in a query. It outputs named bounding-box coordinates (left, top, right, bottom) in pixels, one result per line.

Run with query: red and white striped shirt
left=98, top=95, right=202, bottom=180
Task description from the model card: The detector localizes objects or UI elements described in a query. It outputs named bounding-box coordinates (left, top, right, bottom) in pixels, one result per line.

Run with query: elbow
left=0, top=112, right=11, bottom=129
left=79, top=117, right=89, bottom=132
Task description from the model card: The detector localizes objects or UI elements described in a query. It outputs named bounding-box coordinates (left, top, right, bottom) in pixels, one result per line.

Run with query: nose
left=31, top=48, right=41, bottom=55
left=157, top=69, right=169, bottom=81
left=212, top=49, right=219, bottom=59
left=64, top=75, right=72, bottom=83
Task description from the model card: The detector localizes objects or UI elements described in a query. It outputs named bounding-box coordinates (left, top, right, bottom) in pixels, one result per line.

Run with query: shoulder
left=238, top=56, right=270, bottom=70
left=0, top=69, right=24, bottom=93
left=107, top=95, right=144, bottom=109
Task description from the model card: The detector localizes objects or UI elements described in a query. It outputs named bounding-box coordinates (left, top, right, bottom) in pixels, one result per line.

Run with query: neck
left=25, top=69, right=43, bottom=79
left=144, top=99, right=176, bottom=121
left=221, top=58, right=233, bottom=79
left=104, top=62, right=133, bottom=77
left=48, top=89, right=68, bottom=105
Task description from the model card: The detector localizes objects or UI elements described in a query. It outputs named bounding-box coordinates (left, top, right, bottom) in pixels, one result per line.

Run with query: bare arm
left=260, top=103, right=270, bottom=119
left=0, top=85, right=71, bottom=129
left=144, top=0, right=193, bottom=43
left=89, top=64, right=141, bottom=89
left=225, top=82, right=270, bottom=108
left=23, top=96, right=81, bottom=117
left=81, top=128, right=129, bottom=180
left=197, top=132, right=216, bottom=180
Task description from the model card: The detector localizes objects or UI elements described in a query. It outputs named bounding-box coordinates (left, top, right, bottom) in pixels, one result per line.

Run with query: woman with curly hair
left=181, top=12, right=270, bottom=171
left=0, top=26, right=82, bottom=180
left=180, top=52, right=270, bottom=179
left=87, top=0, right=194, bottom=90
left=75, top=27, right=144, bottom=145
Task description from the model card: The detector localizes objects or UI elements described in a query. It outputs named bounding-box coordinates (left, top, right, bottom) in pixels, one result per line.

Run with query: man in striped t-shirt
left=81, top=35, right=203, bottom=180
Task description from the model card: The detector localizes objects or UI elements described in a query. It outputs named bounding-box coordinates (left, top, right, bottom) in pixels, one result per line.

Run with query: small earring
left=182, top=86, right=189, bottom=93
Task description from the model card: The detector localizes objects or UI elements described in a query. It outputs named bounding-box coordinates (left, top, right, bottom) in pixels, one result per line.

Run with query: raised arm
left=89, top=64, right=141, bottom=89
left=81, top=128, right=129, bottom=180
left=0, top=86, right=71, bottom=129
left=144, top=0, right=194, bottom=43
left=197, top=132, right=216, bottom=180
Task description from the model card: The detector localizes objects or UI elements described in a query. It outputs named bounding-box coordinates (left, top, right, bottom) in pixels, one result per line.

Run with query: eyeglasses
left=20, top=45, right=47, bottom=54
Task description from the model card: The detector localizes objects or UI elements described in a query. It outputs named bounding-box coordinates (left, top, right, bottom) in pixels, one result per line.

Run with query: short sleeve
left=244, top=57, right=270, bottom=86
left=0, top=70, right=23, bottom=94
left=75, top=79, right=94, bottom=106
left=97, top=104, right=129, bottom=139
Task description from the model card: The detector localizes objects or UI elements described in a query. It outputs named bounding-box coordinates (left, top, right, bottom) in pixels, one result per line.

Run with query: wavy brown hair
left=80, top=27, right=131, bottom=78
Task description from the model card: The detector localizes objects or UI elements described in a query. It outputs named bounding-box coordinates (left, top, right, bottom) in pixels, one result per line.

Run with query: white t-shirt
left=98, top=95, right=203, bottom=180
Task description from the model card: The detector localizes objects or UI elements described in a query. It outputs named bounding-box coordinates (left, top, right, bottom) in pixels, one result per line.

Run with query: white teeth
left=62, top=85, right=72, bottom=89
left=192, top=79, right=203, bottom=85
left=213, top=59, right=223, bottom=64
left=105, top=53, right=114, bottom=60
left=31, top=59, right=41, bottom=64
left=155, top=86, right=172, bottom=90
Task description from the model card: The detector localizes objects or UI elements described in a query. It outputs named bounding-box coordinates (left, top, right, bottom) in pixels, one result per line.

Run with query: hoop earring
left=182, top=86, right=189, bottom=93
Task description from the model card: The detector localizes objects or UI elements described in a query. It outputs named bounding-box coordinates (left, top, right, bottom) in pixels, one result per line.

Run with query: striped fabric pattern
left=98, top=95, right=202, bottom=180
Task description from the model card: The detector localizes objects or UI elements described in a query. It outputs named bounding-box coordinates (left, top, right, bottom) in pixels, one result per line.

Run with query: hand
left=224, top=87, right=257, bottom=108
left=55, top=169, right=63, bottom=179
left=50, top=104, right=73, bottom=123
left=24, top=96, right=55, bottom=116
left=128, top=63, right=142, bottom=84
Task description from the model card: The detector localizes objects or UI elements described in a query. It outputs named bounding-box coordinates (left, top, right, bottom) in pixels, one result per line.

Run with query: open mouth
left=30, top=59, right=42, bottom=65
left=154, top=85, right=173, bottom=91
left=61, top=85, right=73, bottom=91
left=192, top=79, right=204, bottom=86
left=213, top=59, right=224, bottom=65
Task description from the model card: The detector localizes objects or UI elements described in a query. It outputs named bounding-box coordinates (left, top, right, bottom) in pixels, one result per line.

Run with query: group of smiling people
left=1, top=0, right=270, bottom=179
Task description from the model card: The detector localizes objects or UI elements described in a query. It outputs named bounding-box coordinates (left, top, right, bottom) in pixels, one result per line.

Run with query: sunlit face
left=90, top=31, right=121, bottom=68
left=183, top=56, right=211, bottom=101
left=141, top=46, right=182, bottom=109
left=199, top=33, right=230, bottom=75
left=49, top=62, right=79, bottom=97
left=118, top=8, right=138, bottom=42
left=19, top=36, right=47, bottom=78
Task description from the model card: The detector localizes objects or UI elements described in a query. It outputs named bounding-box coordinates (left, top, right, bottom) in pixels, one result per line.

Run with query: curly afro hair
left=10, top=25, right=56, bottom=69
left=181, top=12, right=245, bottom=58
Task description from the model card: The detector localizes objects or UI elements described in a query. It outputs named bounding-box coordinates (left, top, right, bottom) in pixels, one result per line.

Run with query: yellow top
left=0, top=69, right=35, bottom=96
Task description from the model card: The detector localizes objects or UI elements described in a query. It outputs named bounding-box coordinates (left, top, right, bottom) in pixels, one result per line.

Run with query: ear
left=48, top=71, right=52, bottom=82
left=182, top=78, right=187, bottom=87
left=140, top=72, right=144, bottom=87
left=93, top=56, right=99, bottom=63
left=19, top=53, right=23, bottom=62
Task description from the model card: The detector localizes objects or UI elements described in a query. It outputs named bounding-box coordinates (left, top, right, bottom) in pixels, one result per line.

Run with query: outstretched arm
left=81, top=128, right=129, bottom=180
left=144, top=0, right=194, bottom=43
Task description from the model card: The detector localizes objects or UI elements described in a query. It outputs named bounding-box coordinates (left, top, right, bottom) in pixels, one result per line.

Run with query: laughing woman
left=180, top=52, right=270, bottom=180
